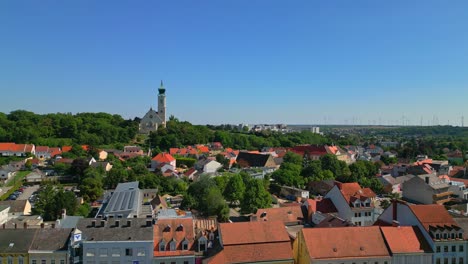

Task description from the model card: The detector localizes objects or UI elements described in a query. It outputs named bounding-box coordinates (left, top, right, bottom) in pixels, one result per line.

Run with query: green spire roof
left=158, top=80, right=166, bottom=95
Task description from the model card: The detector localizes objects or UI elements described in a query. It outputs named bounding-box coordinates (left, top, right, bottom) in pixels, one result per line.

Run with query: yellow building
left=0, top=229, right=35, bottom=264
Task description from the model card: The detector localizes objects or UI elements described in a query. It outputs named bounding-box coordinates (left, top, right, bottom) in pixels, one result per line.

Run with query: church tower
left=158, top=80, right=166, bottom=127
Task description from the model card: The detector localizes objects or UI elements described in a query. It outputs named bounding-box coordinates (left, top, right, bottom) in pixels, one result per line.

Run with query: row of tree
left=0, top=110, right=138, bottom=146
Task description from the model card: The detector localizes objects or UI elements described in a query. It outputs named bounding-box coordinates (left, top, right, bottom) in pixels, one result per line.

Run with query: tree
left=320, top=154, right=342, bottom=177
left=240, top=179, right=272, bottom=214
left=79, top=177, right=103, bottom=202
left=32, top=183, right=78, bottom=221
left=283, top=152, right=302, bottom=166
left=223, top=173, right=246, bottom=205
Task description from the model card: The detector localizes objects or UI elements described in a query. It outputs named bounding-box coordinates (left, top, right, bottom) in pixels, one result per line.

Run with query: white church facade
left=139, top=81, right=167, bottom=134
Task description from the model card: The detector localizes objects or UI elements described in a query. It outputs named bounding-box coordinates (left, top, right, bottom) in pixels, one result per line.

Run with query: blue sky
left=1, top=1, right=468, bottom=125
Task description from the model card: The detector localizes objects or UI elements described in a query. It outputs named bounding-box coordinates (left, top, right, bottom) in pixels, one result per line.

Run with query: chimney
left=23, top=222, right=27, bottom=229
left=115, top=220, right=120, bottom=228
left=61, top=209, right=67, bottom=219
left=51, top=223, right=55, bottom=228
left=91, top=220, right=96, bottom=227
left=146, top=220, right=152, bottom=227
left=100, top=220, right=105, bottom=228
left=40, top=223, right=45, bottom=229
left=392, top=220, right=400, bottom=227
left=425, top=176, right=430, bottom=184
left=392, top=200, right=398, bottom=222
left=127, top=220, right=131, bottom=227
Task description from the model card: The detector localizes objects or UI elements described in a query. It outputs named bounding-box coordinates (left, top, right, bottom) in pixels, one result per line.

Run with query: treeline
left=149, top=118, right=330, bottom=151
left=0, top=110, right=138, bottom=146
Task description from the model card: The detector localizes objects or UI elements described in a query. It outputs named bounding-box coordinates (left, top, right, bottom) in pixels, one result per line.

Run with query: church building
left=139, top=81, right=167, bottom=134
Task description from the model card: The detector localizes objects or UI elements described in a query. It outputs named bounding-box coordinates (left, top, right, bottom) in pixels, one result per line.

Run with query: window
left=182, top=241, right=188, bottom=250
left=171, top=262, right=176, bottom=264
left=445, top=258, right=449, bottom=264
left=100, top=248, right=108, bottom=257
left=452, top=233, right=456, bottom=239
left=19, top=256, right=24, bottom=264
left=444, top=246, right=449, bottom=252
left=87, top=249, right=96, bottom=257
left=8, top=256, right=13, bottom=264
left=460, top=245, right=464, bottom=252
left=436, top=234, right=441, bottom=239
left=459, top=258, right=464, bottom=264
left=60, top=261, right=64, bottom=264
left=137, top=248, right=146, bottom=257
left=32, top=260, right=37, bottom=264
left=384, top=262, right=388, bottom=264
left=459, top=233, right=463, bottom=239
left=112, top=248, right=120, bottom=257
left=354, top=212, right=358, bottom=217
left=452, top=245, right=457, bottom=252
left=41, top=260, right=46, bottom=264
left=452, top=257, right=456, bottom=264
left=125, top=248, right=133, bottom=256
left=170, top=240, right=176, bottom=251
left=99, top=262, right=107, bottom=264
left=184, top=262, right=189, bottom=264
left=444, top=233, right=448, bottom=239
left=437, top=246, right=441, bottom=252
left=159, top=242, right=166, bottom=252
left=51, top=260, right=55, bottom=264
left=436, top=259, right=441, bottom=264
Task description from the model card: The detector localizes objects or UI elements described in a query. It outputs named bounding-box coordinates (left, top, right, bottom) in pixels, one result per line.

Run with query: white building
left=72, top=218, right=154, bottom=264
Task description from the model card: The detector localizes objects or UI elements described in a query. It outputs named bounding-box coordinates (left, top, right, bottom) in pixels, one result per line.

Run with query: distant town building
left=139, top=81, right=167, bottom=134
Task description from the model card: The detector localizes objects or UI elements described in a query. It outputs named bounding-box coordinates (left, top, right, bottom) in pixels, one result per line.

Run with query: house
left=29, top=228, right=72, bottom=264
left=313, top=213, right=354, bottom=228
left=235, top=152, right=277, bottom=169
left=324, top=182, right=377, bottom=226
left=280, top=186, right=310, bottom=199
left=90, top=161, right=113, bottom=172
left=71, top=218, right=154, bottom=264
left=153, top=218, right=197, bottom=264
left=0, top=229, right=37, bottom=264
left=97, top=150, right=108, bottom=161
left=205, top=221, right=294, bottom=264
left=379, top=174, right=414, bottom=194
left=380, top=226, right=433, bottom=264
left=35, top=146, right=51, bottom=159
left=0, top=166, right=17, bottom=183
left=251, top=206, right=304, bottom=226
left=123, top=146, right=144, bottom=156
left=291, top=145, right=327, bottom=160
left=293, top=226, right=392, bottom=264
left=25, top=170, right=47, bottom=184
left=0, top=143, right=35, bottom=157
left=195, top=159, right=222, bottom=174
left=183, top=168, right=197, bottom=180
left=325, top=145, right=353, bottom=164
left=100, top=182, right=141, bottom=219
left=402, top=173, right=452, bottom=204
left=151, top=153, right=176, bottom=170
left=303, top=198, right=338, bottom=225
left=377, top=201, right=466, bottom=264
left=0, top=200, right=32, bottom=218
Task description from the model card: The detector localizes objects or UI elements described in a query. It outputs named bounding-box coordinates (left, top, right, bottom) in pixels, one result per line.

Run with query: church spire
left=158, top=80, right=166, bottom=95
left=160, top=80, right=164, bottom=88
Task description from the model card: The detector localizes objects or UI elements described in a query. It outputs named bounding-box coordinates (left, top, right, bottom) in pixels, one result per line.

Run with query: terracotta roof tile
left=219, top=221, right=290, bottom=246
left=152, top=152, right=175, bottom=163
left=301, top=226, right=391, bottom=260
left=409, top=204, right=458, bottom=232
left=207, top=241, right=293, bottom=264
left=380, top=226, right=431, bottom=253
left=254, top=207, right=303, bottom=225
left=153, top=218, right=195, bottom=256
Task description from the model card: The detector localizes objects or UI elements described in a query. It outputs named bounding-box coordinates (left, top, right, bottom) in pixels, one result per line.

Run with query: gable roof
left=29, top=228, right=72, bottom=251
left=409, top=204, right=459, bottom=232
left=0, top=229, right=37, bottom=253
left=336, top=182, right=376, bottom=203
left=219, top=221, right=290, bottom=246
left=207, top=241, right=293, bottom=264
left=153, top=218, right=195, bottom=257
left=152, top=152, right=175, bottom=163
left=380, top=226, right=431, bottom=254
left=291, top=145, right=327, bottom=156
left=301, top=226, right=390, bottom=260
left=236, top=152, right=274, bottom=168
left=307, top=198, right=338, bottom=214
left=0, top=200, right=29, bottom=214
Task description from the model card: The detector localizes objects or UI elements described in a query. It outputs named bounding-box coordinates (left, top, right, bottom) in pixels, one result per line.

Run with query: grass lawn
left=5, top=170, right=31, bottom=187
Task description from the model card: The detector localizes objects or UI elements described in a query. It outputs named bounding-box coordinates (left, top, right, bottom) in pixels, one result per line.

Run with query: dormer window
left=177, top=224, right=184, bottom=232
left=451, top=233, right=455, bottom=239
left=444, top=233, right=448, bottom=239
left=182, top=240, right=189, bottom=251
left=169, top=240, right=176, bottom=251
left=436, top=233, right=440, bottom=240
left=459, top=233, right=463, bottom=239
left=159, top=241, right=166, bottom=252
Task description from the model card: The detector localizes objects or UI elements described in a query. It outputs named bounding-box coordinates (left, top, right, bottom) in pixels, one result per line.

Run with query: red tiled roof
left=409, top=204, right=458, bottom=232
left=380, top=226, right=429, bottom=254
left=152, top=152, right=175, bottom=163
left=307, top=198, right=337, bottom=214
left=301, top=226, right=391, bottom=260
left=219, top=221, right=290, bottom=246
left=254, top=207, right=303, bottom=225
left=61, top=146, right=72, bottom=152
left=35, top=146, right=49, bottom=152
left=336, top=182, right=376, bottom=203
left=81, top=145, right=89, bottom=151
left=153, top=218, right=195, bottom=257
left=169, top=148, right=179, bottom=155
left=207, top=241, right=293, bottom=264
left=197, top=145, right=209, bottom=153
left=291, top=145, right=327, bottom=156
left=183, top=168, right=196, bottom=177
left=48, top=147, right=62, bottom=157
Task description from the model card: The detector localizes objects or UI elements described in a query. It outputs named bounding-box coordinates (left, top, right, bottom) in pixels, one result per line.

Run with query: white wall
left=82, top=241, right=153, bottom=264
